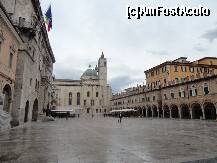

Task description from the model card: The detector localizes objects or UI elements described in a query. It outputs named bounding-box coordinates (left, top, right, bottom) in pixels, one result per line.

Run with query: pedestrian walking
left=119, top=113, right=123, bottom=123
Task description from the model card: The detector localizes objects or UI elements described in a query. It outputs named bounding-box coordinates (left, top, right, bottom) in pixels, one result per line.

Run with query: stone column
left=157, top=109, right=160, bottom=118
left=190, top=108, right=193, bottom=119
left=169, top=108, right=172, bottom=118
left=178, top=107, right=182, bottom=119
left=162, top=109, right=165, bottom=118
left=141, top=108, right=144, bottom=117
left=151, top=108, right=154, bottom=118
left=201, top=106, right=205, bottom=120
left=146, top=109, right=148, bottom=118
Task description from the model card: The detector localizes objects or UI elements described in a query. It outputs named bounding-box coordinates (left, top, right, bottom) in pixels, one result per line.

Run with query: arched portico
left=163, top=105, right=170, bottom=118
left=147, top=106, right=152, bottom=117
left=171, top=104, right=179, bottom=118
left=191, top=103, right=203, bottom=119
left=32, top=99, right=38, bottom=121
left=3, top=84, right=12, bottom=113
left=180, top=104, right=190, bottom=119
left=203, top=102, right=216, bottom=120
left=152, top=105, right=158, bottom=117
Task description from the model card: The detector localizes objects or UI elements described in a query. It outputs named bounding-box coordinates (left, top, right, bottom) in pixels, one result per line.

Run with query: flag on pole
left=45, top=5, right=52, bottom=32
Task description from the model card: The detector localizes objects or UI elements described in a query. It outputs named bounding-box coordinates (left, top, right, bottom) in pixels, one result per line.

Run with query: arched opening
left=191, top=103, right=202, bottom=119
left=163, top=105, right=170, bottom=118
left=143, top=107, right=146, bottom=117
left=32, top=99, right=38, bottom=121
left=158, top=107, right=163, bottom=118
left=3, top=84, right=12, bottom=113
left=87, top=108, right=90, bottom=114
left=152, top=106, right=158, bottom=117
left=147, top=106, right=152, bottom=117
left=24, top=101, right=29, bottom=123
left=171, top=105, right=179, bottom=118
left=180, top=104, right=190, bottom=119
left=203, top=102, right=216, bottom=120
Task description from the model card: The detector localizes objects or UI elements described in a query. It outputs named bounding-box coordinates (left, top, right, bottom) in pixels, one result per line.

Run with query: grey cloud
left=109, top=76, right=143, bottom=93
left=54, top=67, right=83, bottom=80
left=201, top=27, right=217, bottom=42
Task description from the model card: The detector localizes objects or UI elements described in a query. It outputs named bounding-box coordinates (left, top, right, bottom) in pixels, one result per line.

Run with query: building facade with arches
left=111, top=57, right=217, bottom=121
left=52, top=53, right=112, bottom=115
left=0, top=2, right=23, bottom=130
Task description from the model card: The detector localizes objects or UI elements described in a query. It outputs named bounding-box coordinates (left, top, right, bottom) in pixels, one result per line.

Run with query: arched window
left=96, top=92, right=99, bottom=97
left=69, top=92, right=72, bottom=105
left=179, top=87, right=185, bottom=98
left=77, top=92, right=80, bottom=105
left=87, top=91, right=90, bottom=97
left=204, top=83, right=209, bottom=95
left=190, top=85, right=197, bottom=97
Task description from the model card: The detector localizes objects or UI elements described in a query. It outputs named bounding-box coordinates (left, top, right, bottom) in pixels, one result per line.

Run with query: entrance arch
left=32, top=99, right=38, bottom=121
left=203, top=102, right=216, bottom=120
left=142, top=107, right=146, bottom=117
left=158, top=107, right=163, bottom=118
left=163, top=105, right=170, bottom=118
left=24, top=101, right=29, bottom=123
left=147, top=106, right=152, bottom=117
left=3, top=84, right=12, bottom=113
left=180, top=104, right=190, bottom=119
left=152, top=105, right=158, bottom=117
left=171, top=104, right=179, bottom=118
left=191, top=103, right=202, bottom=119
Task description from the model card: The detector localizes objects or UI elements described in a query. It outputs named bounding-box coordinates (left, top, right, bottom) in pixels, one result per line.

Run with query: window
left=87, top=91, right=90, bottom=97
left=91, top=100, right=94, bottom=106
left=96, top=92, right=99, bottom=97
left=181, top=66, right=187, bottom=72
left=164, top=94, right=167, bottom=100
left=77, top=92, right=80, bottom=105
left=96, top=109, right=98, bottom=113
left=190, top=85, right=197, bottom=97
left=9, top=53, right=13, bottom=68
left=153, top=96, right=155, bottom=101
left=189, top=67, right=194, bottom=73
left=84, top=100, right=86, bottom=106
left=69, top=92, right=72, bottom=105
left=174, top=65, right=178, bottom=72
left=204, top=83, right=209, bottom=95
left=30, top=78, right=32, bottom=86
left=179, top=88, right=185, bottom=98
left=171, top=93, right=175, bottom=99
left=104, top=61, right=106, bottom=66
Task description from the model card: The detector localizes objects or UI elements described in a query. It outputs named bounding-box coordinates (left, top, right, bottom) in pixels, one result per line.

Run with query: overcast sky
left=40, top=0, right=217, bottom=93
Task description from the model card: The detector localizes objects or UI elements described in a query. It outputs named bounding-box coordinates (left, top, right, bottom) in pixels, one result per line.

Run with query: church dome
left=82, top=68, right=98, bottom=77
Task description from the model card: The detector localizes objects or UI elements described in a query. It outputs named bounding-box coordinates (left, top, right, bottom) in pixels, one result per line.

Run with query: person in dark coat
left=119, top=113, right=123, bottom=123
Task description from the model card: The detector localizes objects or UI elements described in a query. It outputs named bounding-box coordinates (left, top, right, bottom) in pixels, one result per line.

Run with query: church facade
left=52, top=53, right=112, bottom=115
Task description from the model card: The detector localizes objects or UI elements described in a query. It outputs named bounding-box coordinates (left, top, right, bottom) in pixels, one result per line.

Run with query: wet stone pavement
left=1, top=117, right=217, bottom=163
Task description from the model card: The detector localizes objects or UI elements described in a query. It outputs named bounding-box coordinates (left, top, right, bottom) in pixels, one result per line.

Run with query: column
left=178, top=107, right=182, bottom=119
left=146, top=109, right=148, bottom=118
left=151, top=108, right=154, bottom=118
left=157, top=109, right=160, bottom=118
left=141, top=108, right=144, bottom=117
left=190, top=108, right=193, bottom=119
left=201, top=105, right=205, bottom=120
left=163, top=109, right=165, bottom=118
left=169, top=108, right=172, bottom=119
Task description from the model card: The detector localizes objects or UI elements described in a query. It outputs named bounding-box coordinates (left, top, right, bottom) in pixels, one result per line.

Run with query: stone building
left=0, top=0, right=55, bottom=126
left=145, top=57, right=217, bottom=90
left=111, top=57, right=217, bottom=120
left=52, top=53, right=112, bottom=115
left=0, top=2, right=23, bottom=130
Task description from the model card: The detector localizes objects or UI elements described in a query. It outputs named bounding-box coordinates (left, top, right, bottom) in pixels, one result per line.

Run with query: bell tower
left=98, top=52, right=107, bottom=86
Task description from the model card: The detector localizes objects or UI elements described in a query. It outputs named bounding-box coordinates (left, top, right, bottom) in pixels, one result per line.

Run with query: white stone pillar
left=178, top=107, right=182, bottom=119
left=169, top=108, right=172, bottom=118
left=201, top=106, right=205, bottom=120
left=163, top=109, right=165, bottom=118
left=157, top=109, right=160, bottom=118
left=190, top=108, right=193, bottom=119
left=151, top=108, right=154, bottom=118
left=146, top=109, right=148, bottom=118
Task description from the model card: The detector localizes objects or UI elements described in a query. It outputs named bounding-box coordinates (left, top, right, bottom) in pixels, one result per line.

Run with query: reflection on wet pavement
left=1, top=117, right=217, bottom=163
